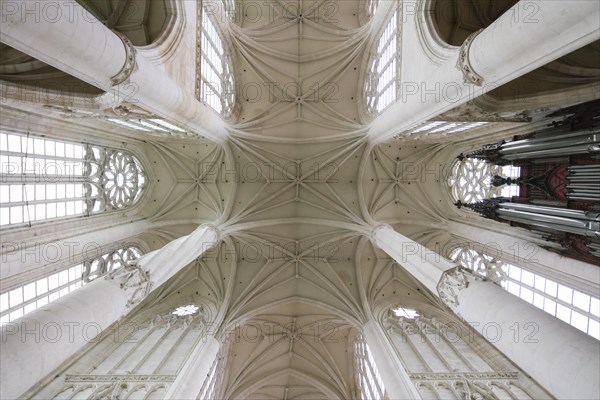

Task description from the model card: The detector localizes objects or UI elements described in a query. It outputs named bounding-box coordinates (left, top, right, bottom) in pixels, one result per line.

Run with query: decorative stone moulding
left=436, top=266, right=480, bottom=308
left=111, top=32, right=138, bottom=86
left=370, top=223, right=393, bottom=245
left=65, top=375, right=176, bottom=383
left=105, top=262, right=152, bottom=308
left=409, top=372, right=519, bottom=381
left=457, top=29, right=484, bottom=86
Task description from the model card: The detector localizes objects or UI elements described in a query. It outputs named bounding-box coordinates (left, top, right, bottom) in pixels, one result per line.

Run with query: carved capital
left=437, top=267, right=480, bottom=308
left=105, top=263, right=152, bottom=308
left=203, top=223, right=222, bottom=242
left=457, top=29, right=484, bottom=86
left=370, top=223, right=393, bottom=246
left=111, top=32, right=137, bottom=86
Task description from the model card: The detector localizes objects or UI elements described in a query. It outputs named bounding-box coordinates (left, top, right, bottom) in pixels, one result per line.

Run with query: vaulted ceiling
left=136, top=1, right=456, bottom=396
left=1, top=0, right=598, bottom=397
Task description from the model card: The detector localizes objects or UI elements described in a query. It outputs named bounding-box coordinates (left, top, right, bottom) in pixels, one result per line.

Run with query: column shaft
left=0, top=225, right=219, bottom=399
left=449, top=274, right=600, bottom=400
left=363, top=319, right=420, bottom=400
left=371, top=224, right=455, bottom=293
left=165, top=335, right=220, bottom=399
left=371, top=224, right=600, bottom=399
left=1, top=220, right=153, bottom=282
left=369, top=1, right=600, bottom=142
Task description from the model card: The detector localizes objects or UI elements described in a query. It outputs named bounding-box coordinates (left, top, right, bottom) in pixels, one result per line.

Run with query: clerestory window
left=365, top=6, right=399, bottom=115
left=366, top=0, right=381, bottom=20
left=354, top=334, right=388, bottom=400
left=0, top=131, right=145, bottom=227
left=106, top=118, right=187, bottom=136
left=451, top=247, right=600, bottom=339
left=198, top=4, right=236, bottom=116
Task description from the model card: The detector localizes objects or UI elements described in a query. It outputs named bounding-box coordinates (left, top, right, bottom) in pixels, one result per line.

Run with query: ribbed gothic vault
left=1, top=0, right=599, bottom=399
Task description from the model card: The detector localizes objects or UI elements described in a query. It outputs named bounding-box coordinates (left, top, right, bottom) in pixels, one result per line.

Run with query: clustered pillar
left=369, top=0, right=600, bottom=142
left=371, top=223, right=600, bottom=399
left=0, top=0, right=227, bottom=143
left=0, top=225, right=220, bottom=399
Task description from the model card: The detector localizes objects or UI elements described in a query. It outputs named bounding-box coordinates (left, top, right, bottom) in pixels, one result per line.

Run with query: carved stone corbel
left=437, top=267, right=481, bottom=308
left=105, top=262, right=152, bottom=308
left=110, top=32, right=137, bottom=86
left=457, top=29, right=484, bottom=86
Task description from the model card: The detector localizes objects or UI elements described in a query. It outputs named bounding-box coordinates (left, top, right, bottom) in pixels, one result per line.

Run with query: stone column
left=362, top=319, right=420, bottom=400
left=0, top=224, right=220, bottom=399
left=1, top=219, right=154, bottom=282
left=371, top=224, right=600, bottom=399
left=369, top=0, right=600, bottom=142
left=446, top=220, right=599, bottom=296
left=371, top=224, right=455, bottom=294
left=0, top=0, right=227, bottom=143
left=165, top=335, right=220, bottom=400
left=439, top=267, right=600, bottom=400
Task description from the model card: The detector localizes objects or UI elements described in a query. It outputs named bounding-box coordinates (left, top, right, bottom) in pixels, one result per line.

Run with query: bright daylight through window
left=0, top=131, right=146, bottom=227
left=451, top=247, right=600, bottom=339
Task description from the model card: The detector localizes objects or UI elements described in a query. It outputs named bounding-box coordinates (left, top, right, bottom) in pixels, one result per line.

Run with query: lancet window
left=199, top=5, right=236, bottom=116
left=354, top=334, right=388, bottom=400
left=384, top=306, right=548, bottom=399
left=365, top=6, right=399, bottom=115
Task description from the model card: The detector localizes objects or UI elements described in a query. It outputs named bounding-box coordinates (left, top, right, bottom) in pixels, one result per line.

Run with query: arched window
left=448, top=157, right=520, bottom=203
left=36, top=302, right=211, bottom=399
left=365, top=6, right=399, bottom=115
left=451, top=247, right=600, bottom=339
left=0, top=131, right=146, bottom=227
left=198, top=5, right=236, bottom=116
left=384, top=305, right=546, bottom=399
left=354, top=334, right=387, bottom=400
left=364, top=0, right=381, bottom=21
left=0, top=246, right=143, bottom=324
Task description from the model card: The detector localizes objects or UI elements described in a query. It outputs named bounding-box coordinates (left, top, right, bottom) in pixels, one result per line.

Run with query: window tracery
left=198, top=5, right=236, bottom=116
left=173, top=304, right=200, bottom=317
left=393, top=306, right=420, bottom=320
left=38, top=304, right=208, bottom=400
left=451, top=247, right=600, bottom=339
left=354, top=335, right=388, bottom=400
left=384, top=306, right=545, bottom=399
left=0, top=131, right=146, bottom=227
left=448, top=158, right=520, bottom=203
left=0, top=246, right=143, bottom=324
left=365, top=7, right=399, bottom=115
